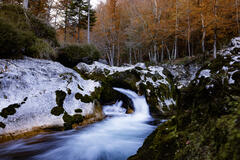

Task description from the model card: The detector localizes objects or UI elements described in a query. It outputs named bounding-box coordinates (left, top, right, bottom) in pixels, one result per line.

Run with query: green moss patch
left=129, top=51, right=240, bottom=160
left=0, top=4, right=58, bottom=59
left=75, top=93, right=92, bottom=103
left=51, top=106, right=64, bottom=116
left=0, top=122, right=6, bottom=129
left=55, top=90, right=66, bottom=106
left=51, top=90, right=67, bottom=117
left=0, top=103, right=21, bottom=118
left=75, top=108, right=82, bottom=113
left=62, top=112, right=84, bottom=130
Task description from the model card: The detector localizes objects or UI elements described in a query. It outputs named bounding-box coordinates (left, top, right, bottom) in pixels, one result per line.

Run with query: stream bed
left=0, top=88, right=158, bottom=160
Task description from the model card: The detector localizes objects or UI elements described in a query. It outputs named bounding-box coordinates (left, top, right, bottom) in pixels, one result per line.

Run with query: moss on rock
left=62, top=112, right=84, bottom=130
left=75, top=108, right=82, bottom=113
left=129, top=118, right=177, bottom=160
left=55, top=90, right=66, bottom=106
left=129, top=50, right=240, bottom=160
left=75, top=93, right=92, bottom=103
left=51, top=106, right=64, bottom=116
left=0, top=103, right=20, bottom=118
left=0, top=122, right=6, bottom=129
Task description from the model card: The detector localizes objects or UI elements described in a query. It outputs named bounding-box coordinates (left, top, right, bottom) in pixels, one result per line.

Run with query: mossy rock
left=0, top=4, right=59, bottom=59
left=0, top=103, right=20, bottom=118
left=67, top=88, right=72, bottom=95
left=104, top=68, right=110, bottom=75
left=129, top=49, right=240, bottom=160
left=128, top=118, right=177, bottom=160
left=55, top=90, right=66, bottom=106
left=62, top=112, right=73, bottom=124
left=62, top=112, right=84, bottom=130
left=75, top=108, right=82, bottom=113
left=73, top=114, right=83, bottom=123
left=21, top=97, right=28, bottom=104
left=75, top=93, right=92, bottom=103
left=0, top=122, right=6, bottom=129
left=51, top=106, right=64, bottom=116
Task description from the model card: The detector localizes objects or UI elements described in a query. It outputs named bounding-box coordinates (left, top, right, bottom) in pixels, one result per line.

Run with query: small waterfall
left=113, top=87, right=151, bottom=120
left=0, top=88, right=156, bottom=160
left=103, top=101, right=126, bottom=116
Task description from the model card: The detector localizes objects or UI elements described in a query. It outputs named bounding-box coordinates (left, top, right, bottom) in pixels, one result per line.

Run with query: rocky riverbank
left=0, top=57, right=178, bottom=142
left=128, top=37, right=240, bottom=160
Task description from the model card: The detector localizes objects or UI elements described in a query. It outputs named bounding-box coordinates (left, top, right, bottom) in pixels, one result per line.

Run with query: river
left=0, top=88, right=157, bottom=160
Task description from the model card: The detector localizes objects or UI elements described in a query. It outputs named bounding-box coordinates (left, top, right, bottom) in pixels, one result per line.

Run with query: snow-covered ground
left=77, top=62, right=170, bottom=87
left=77, top=62, right=176, bottom=113
left=0, top=58, right=100, bottom=134
left=0, top=57, right=175, bottom=135
left=163, top=64, right=200, bottom=89
left=194, top=37, right=240, bottom=88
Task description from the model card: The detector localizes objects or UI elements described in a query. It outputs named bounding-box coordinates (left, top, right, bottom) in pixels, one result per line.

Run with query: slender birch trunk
left=187, top=0, right=191, bottom=57
left=117, top=40, right=120, bottom=66
left=129, top=48, right=132, bottom=65
left=64, top=10, right=68, bottom=43
left=23, top=0, right=28, bottom=9
left=201, top=13, right=206, bottom=54
left=174, top=0, right=178, bottom=60
left=161, top=41, right=164, bottom=62
left=213, top=0, right=217, bottom=59
left=87, top=0, right=91, bottom=44
left=236, top=0, right=240, bottom=35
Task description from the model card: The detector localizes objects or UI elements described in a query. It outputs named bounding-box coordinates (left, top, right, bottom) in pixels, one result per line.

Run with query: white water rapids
left=0, top=88, right=157, bottom=160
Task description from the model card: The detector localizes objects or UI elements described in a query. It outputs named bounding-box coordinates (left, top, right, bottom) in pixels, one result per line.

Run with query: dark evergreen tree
left=67, top=0, right=96, bottom=42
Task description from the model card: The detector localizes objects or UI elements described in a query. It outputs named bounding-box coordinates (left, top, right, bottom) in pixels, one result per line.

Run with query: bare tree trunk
left=134, top=49, right=137, bottom=63
left=64, top=16, right=67, bottom=43
left=117, top=40, right=120, bottom=66
left=139, top=49, right=143, bottom=62
left=174, top=0, right=178, bottom=60
left=64, top=28, right=67, bottom=43
left=213, top=0, right=217, bottom=59
left=187, top=0, right=191, bottom=57
left=236, top=0, right=240, bottom=35
left=23, top=0, right=28, bottom=9
left=77, top=9, right=81, bottom=43
left=165, top=44, right=171, bottom=61
left=112, top=45, right=115, bottom=66
left=148, top=51, right=151, bottom=62
left=214, top=30, right=217, bottom=58
left=161, top=41, right=164, bottom=62
left=153, top=43, right=157, bottom=63
left=129, top=48, right=132, bottom=64
left=77, top=27, right=80, bottom=43
left=201, top=13, right=206, bottom=54
left=87, top=0, right=91, bottom=44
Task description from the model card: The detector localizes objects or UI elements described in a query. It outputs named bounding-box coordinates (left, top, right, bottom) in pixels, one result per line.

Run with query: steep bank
left=0, top=88, right=156, bottom=160
left=0, top=57, right=177, bottom=142
left=128, top=37, right=240, bottom=160
left=75, top=62, right=177, bottom=116
left=0, top=58, right=103, bottom=139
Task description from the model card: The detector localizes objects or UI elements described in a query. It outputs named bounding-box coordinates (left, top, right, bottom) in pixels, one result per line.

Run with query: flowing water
left=0, top=88, right=157, bottom=160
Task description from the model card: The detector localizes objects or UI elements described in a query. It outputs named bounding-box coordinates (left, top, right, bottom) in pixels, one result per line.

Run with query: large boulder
left=128, top=37, right=240, bottom=160
left=75, top=62, right=177, bottom=116
left=0, top=57, right=102, bottom=139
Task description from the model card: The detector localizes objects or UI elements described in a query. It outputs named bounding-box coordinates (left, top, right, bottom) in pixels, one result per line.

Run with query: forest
left=2, top=0, right=240, bottom=66
left=0, top=0, right=240, bottom=160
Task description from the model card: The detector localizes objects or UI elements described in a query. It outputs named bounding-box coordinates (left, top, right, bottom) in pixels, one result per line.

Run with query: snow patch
left=0, top=57, right=100, bottom=134
left=199, top=69, right=211, bottom=78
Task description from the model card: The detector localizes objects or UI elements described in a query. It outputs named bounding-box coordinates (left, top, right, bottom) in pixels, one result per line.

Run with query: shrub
left=0, top=4, right=58, bottom=46
left=0, top=19, right=36, bottom=58
left=56, top=44, right=101, bottom=68
left=29, top=16, right=59, bottom=47
left=27, top=38, right=56, bottom=60
left=0, top=4, right=59, bottom=59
